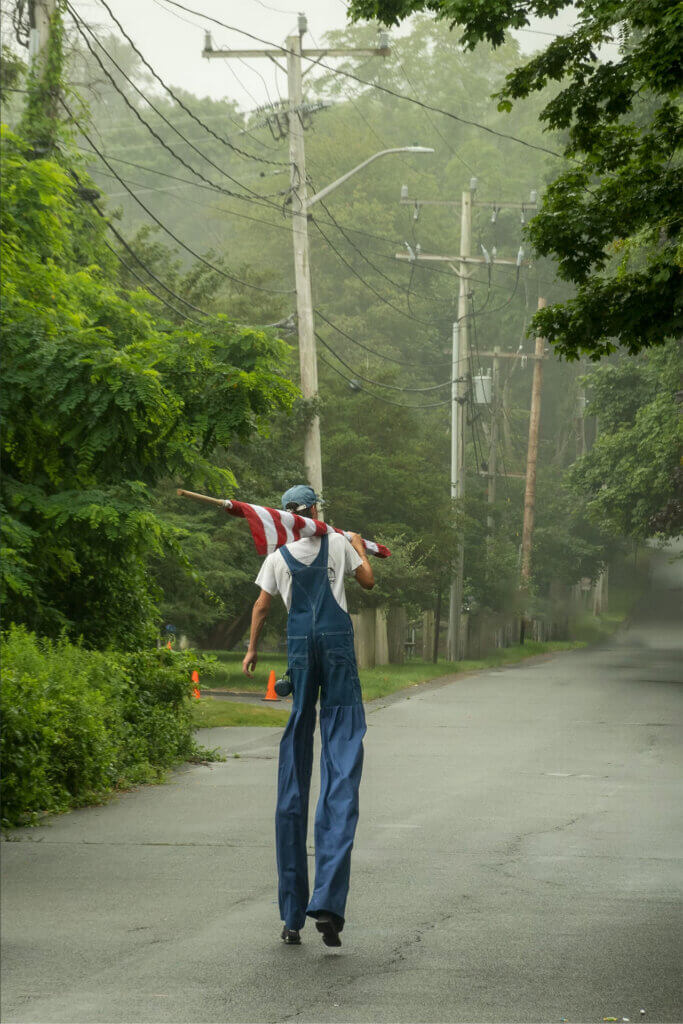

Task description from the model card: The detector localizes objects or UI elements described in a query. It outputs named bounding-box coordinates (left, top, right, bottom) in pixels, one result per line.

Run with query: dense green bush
left=0, top=625, right=217, bottom=827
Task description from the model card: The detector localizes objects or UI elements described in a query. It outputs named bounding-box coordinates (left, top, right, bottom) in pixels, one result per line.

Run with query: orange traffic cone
left=191, top=670, right=200, bottom=699
left=263, top=669, right=279, bottom=702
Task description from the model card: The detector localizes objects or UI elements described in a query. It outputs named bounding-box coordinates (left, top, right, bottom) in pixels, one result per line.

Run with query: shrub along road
left=1, top=547, right=681, bottom=1023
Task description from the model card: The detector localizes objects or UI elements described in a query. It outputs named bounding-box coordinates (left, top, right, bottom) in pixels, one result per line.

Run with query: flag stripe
left=222, top=499, right=390, bottom=559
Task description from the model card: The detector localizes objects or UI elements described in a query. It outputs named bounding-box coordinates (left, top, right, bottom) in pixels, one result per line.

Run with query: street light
left=305, top=147, right=435, bottom=209
left=292, top=146, right=434, bottom=510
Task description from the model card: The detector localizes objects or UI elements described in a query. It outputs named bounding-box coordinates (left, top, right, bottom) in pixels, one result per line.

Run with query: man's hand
left=243, top=590, right=271, bottom=675
left=242, top=648, right=257, bottom=675
left=347, top=532, right=366, bottom=557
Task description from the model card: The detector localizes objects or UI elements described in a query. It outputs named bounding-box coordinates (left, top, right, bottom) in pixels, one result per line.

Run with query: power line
left=95, top=0, right=289, bottom=169
left=315, top=309, right=453, bottom=368
left=397, top=59, right=479, bottom=180
left=312, top=217, right=449, bottom=326
left=65, top=104, right=296, bottom=296
left=315, top=331, right=459, bottom=392
left=89, top=92, right=285, bottom=153
left=66, top=5, right=288, bottom=210
left=68, top=167, right=206, bottom=320
left=317, top=196, right=455, bottom=316
left=74, top=145, right=538, bottom=293
left=328, top=65, right=441, bottom=187
left=161, top=1, right=563, bottom=160
left=319, top=353, right=453, bottom=410
left=101, top=234, right=198, bottom=322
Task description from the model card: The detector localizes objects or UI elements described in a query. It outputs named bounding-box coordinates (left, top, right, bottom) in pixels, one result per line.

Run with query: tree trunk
left=352, top=608, right=376, bottom=669
left=199, top=605, right=252, bottom=651
left=387, top=606, right=407, bottom=664
left=433, top=576, right=443, bottom=663
left=375, top=608, right=389, bottom=666
left=422, top=611, right=434, bottom=660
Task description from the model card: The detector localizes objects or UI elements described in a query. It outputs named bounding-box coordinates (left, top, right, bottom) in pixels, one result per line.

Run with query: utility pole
left=396, top=186, right=536, bottom=661
left=285, top=30, right=321, bottom=499
left=26, top=0, right=59, bottom=148
left=576, top=378, right=587, bottom=459
left=203, top=17, right=391, bottom=509
left=446, top=188, right=472, bottom=662
left=28, top=0, right=57, bottom=65
left=487, top=346, right=501, bottom=537
left=520, top=297, right=546, bottom=586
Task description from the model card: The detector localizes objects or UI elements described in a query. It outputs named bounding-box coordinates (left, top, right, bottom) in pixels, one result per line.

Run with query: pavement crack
left=502, top=814, right=584, bottom=859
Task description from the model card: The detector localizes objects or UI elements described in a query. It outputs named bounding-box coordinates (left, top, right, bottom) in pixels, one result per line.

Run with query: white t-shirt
left=255, top=533, right=363, bottom=612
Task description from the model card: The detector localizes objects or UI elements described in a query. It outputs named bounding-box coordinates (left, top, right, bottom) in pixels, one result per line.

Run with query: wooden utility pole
left=203, top=19, right=390, bottom=510
left=487, top=346, right=501, bottom=537
left=284, top=30, right=321, bottom=502
left=28, top=0, right=57, bottom=65
left=576, top=380, right=587, bottom=459
left=447, top=188, right=472, bottom=662
left=520, top=298, right=546, bottom=585
left=396, top=189, right=537, bottom=661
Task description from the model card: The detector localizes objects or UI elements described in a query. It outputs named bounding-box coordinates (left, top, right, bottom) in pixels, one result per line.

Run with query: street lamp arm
left=305, top=146, right=434, bottom=209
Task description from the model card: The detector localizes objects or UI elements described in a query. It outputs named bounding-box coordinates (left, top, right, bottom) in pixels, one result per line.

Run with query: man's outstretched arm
left=242, top=590, right=272, bottom=675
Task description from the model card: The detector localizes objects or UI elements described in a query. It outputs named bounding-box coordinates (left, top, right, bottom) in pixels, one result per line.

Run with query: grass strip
left=192, top=699, right=290, bottom=729
left=199, top=640, right=586, bottom=706
left=358, top=641, right=584, bottom=700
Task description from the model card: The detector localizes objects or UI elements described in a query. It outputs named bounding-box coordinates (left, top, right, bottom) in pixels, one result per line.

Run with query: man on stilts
left=242, top=485, right=375, bottom=947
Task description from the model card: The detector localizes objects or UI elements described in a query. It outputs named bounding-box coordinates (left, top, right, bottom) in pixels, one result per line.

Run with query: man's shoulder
left=328, top=531, right=351, bottom=552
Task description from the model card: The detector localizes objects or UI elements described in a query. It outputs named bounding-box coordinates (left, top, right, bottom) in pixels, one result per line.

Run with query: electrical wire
left=315, top=331, right=460, bottom=392
left=331, top=71, right=439, bottom=187
left=397, top=59, right=479, bottom=179
left=101, top=234, right=199, bottom=323
left=95, top=0, right=289, bottom=168
left=66, top=5, right=288, bottom=209
left=74, top=145, right=534, bottom=294
left=315, top=309, right=452, bottom=368
left=65, top=102, right=296, bottom=295
left=160, top=1, right=564, bottom=160
left=68, top=166, right=206, bottom=320
left=319, top=353, right=453, bottom=410
left=88, top=166, right=292, bottom=257
left=469, top=266, right=521, bottom=318
left=312, top=217, right=449, bottom=326
left=317, top=196, right=456, bottom=318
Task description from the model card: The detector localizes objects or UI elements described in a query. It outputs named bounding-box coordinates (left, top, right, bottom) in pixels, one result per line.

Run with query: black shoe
left=314, top=912, right=342, bottom=947
left=281, top=926, right=301, bottom=945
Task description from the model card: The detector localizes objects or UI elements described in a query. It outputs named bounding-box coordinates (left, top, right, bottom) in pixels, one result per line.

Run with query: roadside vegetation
left=0, top=626, right=218, bottom=828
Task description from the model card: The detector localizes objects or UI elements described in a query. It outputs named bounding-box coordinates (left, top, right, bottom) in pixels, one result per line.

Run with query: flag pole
left=177, top=489, right=227, bottom=508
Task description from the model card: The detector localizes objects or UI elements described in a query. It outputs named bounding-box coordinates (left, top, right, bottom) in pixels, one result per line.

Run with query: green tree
left=0, top=124, right=296, bottom=647
left=349, top=0, right=682, bottom=360
left=569, top=340, right=682, bottom=540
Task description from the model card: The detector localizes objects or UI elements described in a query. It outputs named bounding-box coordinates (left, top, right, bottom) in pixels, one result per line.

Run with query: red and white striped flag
left=223, top=500, right=391, bottom=559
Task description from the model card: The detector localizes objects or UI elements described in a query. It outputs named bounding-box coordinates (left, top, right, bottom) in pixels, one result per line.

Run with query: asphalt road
left=2, top=547, right=682, bottom=1024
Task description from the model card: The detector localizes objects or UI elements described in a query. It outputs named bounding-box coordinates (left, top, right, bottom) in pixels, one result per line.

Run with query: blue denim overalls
left=276, top=533, right=366, bottom=931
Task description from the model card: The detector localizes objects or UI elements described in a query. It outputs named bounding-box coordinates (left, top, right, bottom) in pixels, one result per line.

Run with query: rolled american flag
left=224, top=499, right=391, bottom=559
left=176, top=491, right=390, bottom=559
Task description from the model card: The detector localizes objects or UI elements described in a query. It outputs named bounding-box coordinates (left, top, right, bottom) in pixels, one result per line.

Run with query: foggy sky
left=69, top=0, right=582, bottom=113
